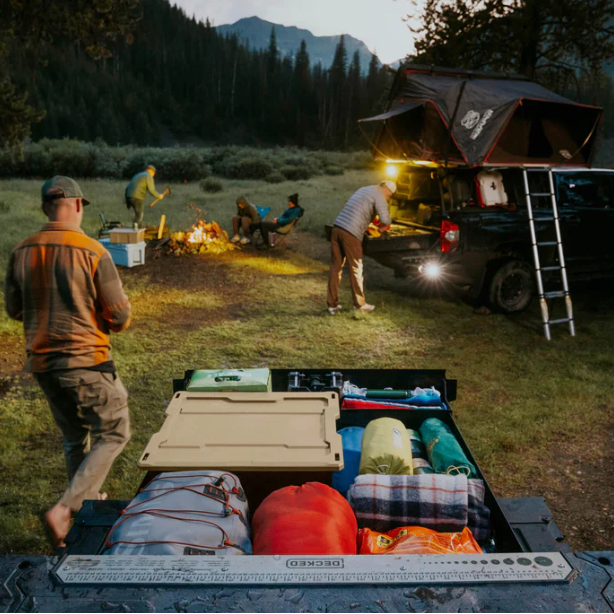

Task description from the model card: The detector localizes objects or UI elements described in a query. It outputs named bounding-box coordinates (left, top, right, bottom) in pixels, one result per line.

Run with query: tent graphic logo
left=461, top=110, right=481, bottom=130
left=470, top=110, right=494, bottom=140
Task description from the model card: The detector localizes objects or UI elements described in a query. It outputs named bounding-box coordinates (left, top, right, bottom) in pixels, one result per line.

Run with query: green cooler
left=187, top=369, right=271, bottom=392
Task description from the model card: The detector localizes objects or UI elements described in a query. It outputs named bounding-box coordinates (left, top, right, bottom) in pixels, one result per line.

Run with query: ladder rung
left=541, top=265, right=562, bottom=271
left=543, top=291, right=566, bottom=298
left=548, top=318, right=572, bottom=325
left=533, top=216, right=556, bottom=221
left=537, top=241, right=558, bottom=246
left=529, top=192, right=554, bottom=197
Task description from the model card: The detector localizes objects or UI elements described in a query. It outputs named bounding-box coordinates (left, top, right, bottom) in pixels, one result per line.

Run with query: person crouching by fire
left=231, top=196, right=261, bottom=245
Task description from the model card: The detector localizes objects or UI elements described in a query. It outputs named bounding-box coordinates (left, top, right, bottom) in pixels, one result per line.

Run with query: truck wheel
left=488, top=259, right=534, bottom=313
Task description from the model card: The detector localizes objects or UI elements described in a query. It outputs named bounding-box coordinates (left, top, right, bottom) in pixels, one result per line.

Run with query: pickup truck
left=360, top=164, right=614, bottom=313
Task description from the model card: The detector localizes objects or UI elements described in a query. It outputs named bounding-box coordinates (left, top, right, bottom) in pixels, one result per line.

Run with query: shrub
left=324, top=165, right=345, bottom=176
left=280, top=165, right=312, bottom=181
left=0, top=139, right=373, bottom=180
left=265, top=172, right=286, bottom=184
left=200, top=177, right=224, bottom=193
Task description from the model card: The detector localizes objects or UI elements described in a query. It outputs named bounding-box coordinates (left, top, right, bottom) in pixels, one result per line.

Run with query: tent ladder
left=522, top=167, right=575, bottom=341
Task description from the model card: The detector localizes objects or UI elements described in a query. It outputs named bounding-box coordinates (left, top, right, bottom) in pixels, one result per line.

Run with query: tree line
left=4, top=0, right=392, bottom=150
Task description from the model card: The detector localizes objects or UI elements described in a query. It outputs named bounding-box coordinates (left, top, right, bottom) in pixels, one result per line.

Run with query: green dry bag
left=419, top=418, right=477, bottom=478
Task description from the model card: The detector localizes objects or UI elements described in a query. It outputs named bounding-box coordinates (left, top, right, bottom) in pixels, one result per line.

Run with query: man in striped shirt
left=4, top=176, right=132, bottom=547
left=327, top=181, right=395, bottom=314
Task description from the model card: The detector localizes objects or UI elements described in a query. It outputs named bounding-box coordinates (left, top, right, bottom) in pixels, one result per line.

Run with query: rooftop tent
left=360, top=99, right=465, bottom=163
left=360, top=65, right=603, bottom=167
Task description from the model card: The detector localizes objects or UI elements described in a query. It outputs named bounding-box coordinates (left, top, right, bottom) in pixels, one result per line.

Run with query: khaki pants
left=126, top=197, right=144, bottom=227
left=34, top=369, right=131, bottom=512
left=327, top=227, right=366, bottom=308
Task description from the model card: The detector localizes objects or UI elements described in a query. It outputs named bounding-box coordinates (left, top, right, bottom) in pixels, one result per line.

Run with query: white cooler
left=99, top=238, right=145, bottom=268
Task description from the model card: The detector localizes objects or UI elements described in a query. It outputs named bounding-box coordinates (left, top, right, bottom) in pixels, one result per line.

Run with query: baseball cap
left=41, top=176, right=90, bottom=205
left=382, top=180, right=397, bottom=193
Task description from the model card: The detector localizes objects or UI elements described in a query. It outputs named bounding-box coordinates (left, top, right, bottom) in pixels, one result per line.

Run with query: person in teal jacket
left=258, top=193, right=303, bottom=248
left=125, top=165, right=167, bottom=227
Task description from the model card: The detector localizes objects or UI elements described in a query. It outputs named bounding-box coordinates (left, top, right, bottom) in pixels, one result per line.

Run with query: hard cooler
left=99, top=238, right=145, bottom=268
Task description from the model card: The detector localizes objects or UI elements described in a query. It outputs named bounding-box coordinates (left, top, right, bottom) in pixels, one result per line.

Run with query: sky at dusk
left=172, top=0, right=419, bottom=64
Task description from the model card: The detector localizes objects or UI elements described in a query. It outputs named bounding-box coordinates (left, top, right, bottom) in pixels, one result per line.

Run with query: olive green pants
left=34, top=369, right=131, bottom=512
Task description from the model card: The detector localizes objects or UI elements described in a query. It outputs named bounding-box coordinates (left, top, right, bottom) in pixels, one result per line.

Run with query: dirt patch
left=502, top=420, right=614, bottom=551
left=0, top=334, right=26, bottom=378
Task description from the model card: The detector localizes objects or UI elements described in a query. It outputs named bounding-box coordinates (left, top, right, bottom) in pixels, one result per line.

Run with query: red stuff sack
left=253, top=482, right=358, bottom=555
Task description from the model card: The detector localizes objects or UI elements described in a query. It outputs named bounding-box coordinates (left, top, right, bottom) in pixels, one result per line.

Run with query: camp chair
left=250, top=206, right=272, bottom=246
left=256, top=206, right=271, bottom=221
left=98, top=213, right=123, bottom=238
left=270, top=217, right=299, bottom=249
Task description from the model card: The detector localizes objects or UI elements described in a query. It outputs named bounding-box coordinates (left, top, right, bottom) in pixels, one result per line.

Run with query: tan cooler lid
left=138, top=392, right=343, bottom=471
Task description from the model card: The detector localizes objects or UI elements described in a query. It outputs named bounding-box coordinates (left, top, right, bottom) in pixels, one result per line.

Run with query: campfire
left=167, top=219, right=238, bottom=256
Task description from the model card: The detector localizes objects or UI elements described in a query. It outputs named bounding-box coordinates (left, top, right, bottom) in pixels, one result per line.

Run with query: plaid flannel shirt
left=4, top=222, right=131, bottom=372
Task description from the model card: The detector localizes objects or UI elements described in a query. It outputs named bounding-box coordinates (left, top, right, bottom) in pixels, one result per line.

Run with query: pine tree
left=328, top=35, right=348, bottom=147
left=346, top=51, right=362, bottom=147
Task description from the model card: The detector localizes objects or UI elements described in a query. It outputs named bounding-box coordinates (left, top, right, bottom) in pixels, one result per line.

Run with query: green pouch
left=359, top=418, right=413, bottom=475
left=419, top=418, right=477, bottom=478
left=187, top=369, right=271, bottom=392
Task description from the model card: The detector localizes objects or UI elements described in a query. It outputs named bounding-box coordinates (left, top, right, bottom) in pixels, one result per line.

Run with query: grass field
left=0, top=172, right=613, bottom=554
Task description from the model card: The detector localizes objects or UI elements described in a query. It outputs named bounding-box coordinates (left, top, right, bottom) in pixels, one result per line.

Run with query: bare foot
left=43, top=503, right=72, bottom=548
left=98, top=492, right=108, bottom=501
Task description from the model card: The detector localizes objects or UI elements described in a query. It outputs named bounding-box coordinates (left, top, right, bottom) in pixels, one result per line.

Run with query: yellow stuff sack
left=359, top=418, right=413, bottom=475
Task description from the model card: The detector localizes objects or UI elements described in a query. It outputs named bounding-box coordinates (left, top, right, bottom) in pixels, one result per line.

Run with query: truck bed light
left=420, top=262, right=441, bottom=278
left=385, top=164, right=399, bottom=178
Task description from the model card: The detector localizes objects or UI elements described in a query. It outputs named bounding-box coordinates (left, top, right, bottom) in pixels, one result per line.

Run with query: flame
left=185, top=219, right=221, bottom=244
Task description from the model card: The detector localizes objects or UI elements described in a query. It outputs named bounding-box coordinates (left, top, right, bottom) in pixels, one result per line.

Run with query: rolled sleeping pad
left=412, top=457, right=435, bottom=474
left=407, top=429, right=428, bottom=460
left=359, top=418, right=413, bottom=475
left=420, top=418, right=478, bottom=478
left=332, top=427, right=365, bottom=495
left=407, top=429, right=434, bottom=474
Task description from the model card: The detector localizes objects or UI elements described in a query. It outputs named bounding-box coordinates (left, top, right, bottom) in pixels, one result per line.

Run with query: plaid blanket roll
left=348, top=474, right=490, bottom=542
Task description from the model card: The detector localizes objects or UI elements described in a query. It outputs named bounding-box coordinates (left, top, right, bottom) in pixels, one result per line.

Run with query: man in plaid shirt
left=4, top=176, right=132, bottom=547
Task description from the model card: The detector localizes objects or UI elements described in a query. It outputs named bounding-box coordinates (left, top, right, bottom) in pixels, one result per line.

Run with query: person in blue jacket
left=258, top=193, right=303, bottom=249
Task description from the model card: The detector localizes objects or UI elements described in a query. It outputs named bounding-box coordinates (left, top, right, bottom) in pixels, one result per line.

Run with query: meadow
left=0, top=169, right=613, bottom=554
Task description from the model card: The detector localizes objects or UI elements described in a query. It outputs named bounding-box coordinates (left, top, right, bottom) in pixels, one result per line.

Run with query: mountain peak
left=216, top=16, right=379, bottom=71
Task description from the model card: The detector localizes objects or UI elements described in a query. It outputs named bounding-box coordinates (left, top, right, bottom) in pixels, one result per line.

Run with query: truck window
left=555, top=173, right=613, bottom=209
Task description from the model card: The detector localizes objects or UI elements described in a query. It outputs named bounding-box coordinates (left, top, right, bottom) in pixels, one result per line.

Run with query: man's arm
left=277, top=207, right=301, bottom=226
left=374, top=193, right=392, bottom=228
left=4, top=251, right=23, bottom=322
left=146, top=174, right=162, bottom=199
left=94, top=252, right=131, bottom=332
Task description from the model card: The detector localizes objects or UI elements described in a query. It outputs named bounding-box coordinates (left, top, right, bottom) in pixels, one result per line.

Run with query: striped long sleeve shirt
left=334, top=186, right=392, bottom=240
left=4, top=222, right=131, bottom=372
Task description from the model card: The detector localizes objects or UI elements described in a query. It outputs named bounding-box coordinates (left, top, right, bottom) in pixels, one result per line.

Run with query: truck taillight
left=440, top=220, right=459, bottom=252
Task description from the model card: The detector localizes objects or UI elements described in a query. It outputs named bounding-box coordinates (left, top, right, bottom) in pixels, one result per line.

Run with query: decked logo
left=461, top=110, right=481, bottom=130
left=286, top=559, right=344, bottom=568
